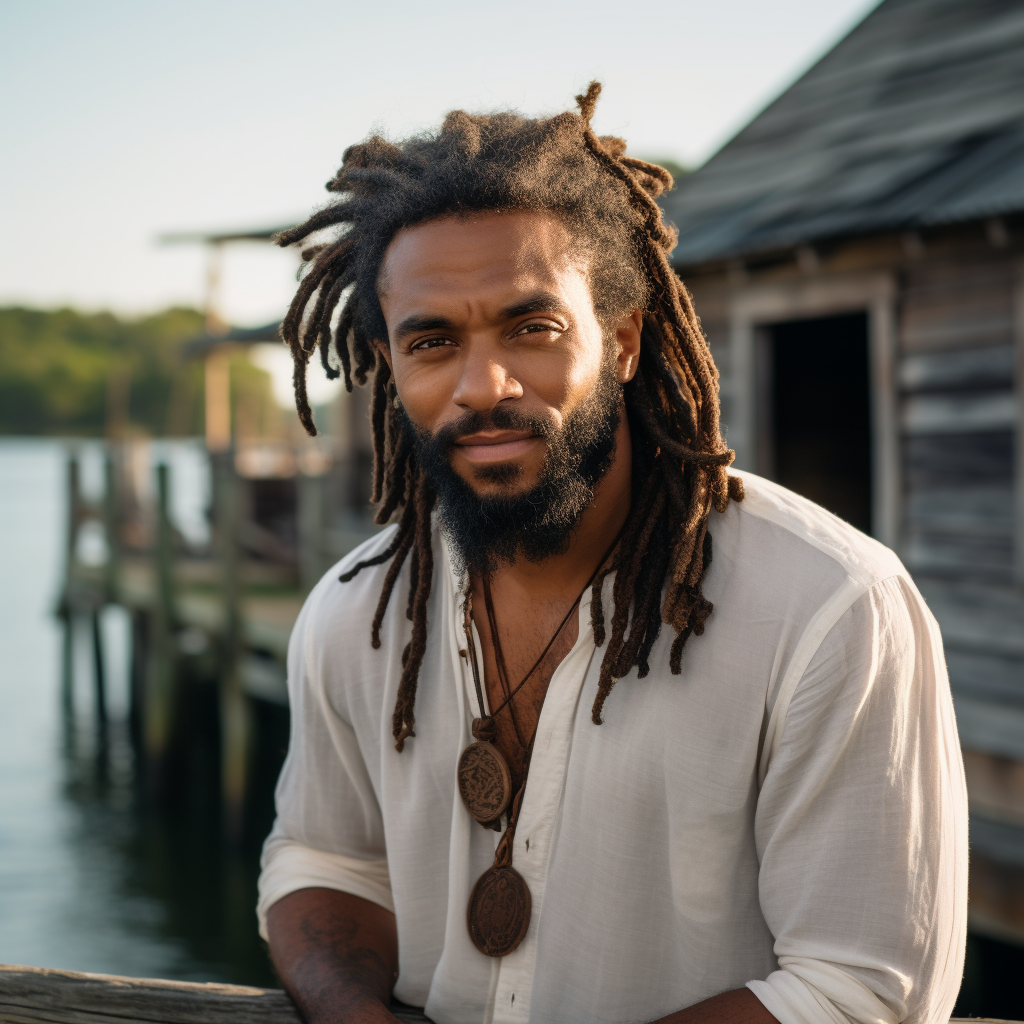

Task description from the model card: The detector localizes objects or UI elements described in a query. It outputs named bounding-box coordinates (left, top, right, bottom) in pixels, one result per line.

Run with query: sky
left=0, top=0, right=879, bottom=330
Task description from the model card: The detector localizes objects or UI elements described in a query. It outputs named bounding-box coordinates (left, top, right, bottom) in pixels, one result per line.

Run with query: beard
left=404, top=355, right=623, bottom=578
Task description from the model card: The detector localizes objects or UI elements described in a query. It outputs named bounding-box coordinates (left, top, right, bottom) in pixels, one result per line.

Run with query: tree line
left=0, top=306, right=278, bottom=437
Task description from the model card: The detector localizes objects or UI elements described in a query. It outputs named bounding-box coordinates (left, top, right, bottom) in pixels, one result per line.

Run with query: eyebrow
left=393, top=313, right=459, bottom=341
left=499, top=292, right=571, bottom=320
left=393, top=292, right=571, bottom=343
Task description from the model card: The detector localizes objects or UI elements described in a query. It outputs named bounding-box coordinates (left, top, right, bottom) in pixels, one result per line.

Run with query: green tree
left=0, top=306, right=277, bottom=438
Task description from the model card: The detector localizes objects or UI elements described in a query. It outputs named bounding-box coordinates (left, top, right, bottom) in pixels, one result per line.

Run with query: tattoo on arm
left=268, top=889, right=399, bottom=1024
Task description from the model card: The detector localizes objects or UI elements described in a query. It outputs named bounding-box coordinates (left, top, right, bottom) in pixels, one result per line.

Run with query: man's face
left=377, top=210, right=641, bottom=571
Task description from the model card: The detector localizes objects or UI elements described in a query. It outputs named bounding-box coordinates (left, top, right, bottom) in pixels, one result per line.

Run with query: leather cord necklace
left=457, top=529, right=623, bottom=957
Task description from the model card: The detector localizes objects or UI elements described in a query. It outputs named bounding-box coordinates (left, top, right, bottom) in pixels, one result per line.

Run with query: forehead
left=378, top=210, right=587, bottom=309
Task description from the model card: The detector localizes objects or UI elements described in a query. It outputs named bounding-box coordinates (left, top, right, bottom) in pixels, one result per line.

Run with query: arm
left=747, top=576, right=967, bottom=1024
left=651, top=989, right=779, bottom=1023
left=268, top=887, right=399, bottom=1024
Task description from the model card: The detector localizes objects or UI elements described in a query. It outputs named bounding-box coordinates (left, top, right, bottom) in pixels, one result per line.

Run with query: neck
left=485, top=409, right=632, bottom=602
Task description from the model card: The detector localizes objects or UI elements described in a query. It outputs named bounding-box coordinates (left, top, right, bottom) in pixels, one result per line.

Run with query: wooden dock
left=0, top=965, right=428, bottom=1024
left=0, top=965, right=1014, bottom=1024
left=57, top=443, right=375, bottom=839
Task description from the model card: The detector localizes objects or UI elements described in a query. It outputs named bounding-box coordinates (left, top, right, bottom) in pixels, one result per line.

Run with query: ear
left=613, top=309, right=643, bottom=383
left=376, top=339, right=394, bottom=374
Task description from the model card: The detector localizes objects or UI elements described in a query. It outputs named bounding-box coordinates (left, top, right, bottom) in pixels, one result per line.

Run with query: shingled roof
left=662, top=0, right=1024, bottom=268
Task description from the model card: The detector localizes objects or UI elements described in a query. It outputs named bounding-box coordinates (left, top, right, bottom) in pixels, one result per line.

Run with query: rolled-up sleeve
left=747, top=575, right=968, bottom=1024
left=256, top=574, right=394, bottom=940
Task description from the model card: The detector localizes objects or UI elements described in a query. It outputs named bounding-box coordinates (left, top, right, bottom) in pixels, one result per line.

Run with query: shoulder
left=292, top=524, right=403, bottom=653
left=717, top=470, right=905, bottom=590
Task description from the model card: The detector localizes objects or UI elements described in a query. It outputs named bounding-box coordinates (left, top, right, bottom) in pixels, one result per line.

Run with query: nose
left=451, top=345, right=523, bottom=413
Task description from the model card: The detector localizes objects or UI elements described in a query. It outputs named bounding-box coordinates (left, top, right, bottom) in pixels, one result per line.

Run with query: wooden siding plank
left=905, top=485, right=1013, bottom=535
left=902, top=391, right=1017, bottom=434
left=955, top=696, right=1024, bottom=760
left=903, top=532, right=1013, bottom=582
left=947, top=648, right=1024, bottom=707
left=904, top=431, right=1013, bottom=487
left=963, top=749, right=1024, bottom=827
left=916, top=576, right=1024, bottom=658
left=899, top=345, right=1015, bottom=391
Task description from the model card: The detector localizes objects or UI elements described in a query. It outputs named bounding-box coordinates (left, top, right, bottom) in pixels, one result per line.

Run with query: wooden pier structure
left=57, top=440, right=375, bottom=838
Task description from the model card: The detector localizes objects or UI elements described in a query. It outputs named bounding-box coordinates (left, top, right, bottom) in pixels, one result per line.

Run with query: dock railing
left=0, top=964, right=1015, bottom=1024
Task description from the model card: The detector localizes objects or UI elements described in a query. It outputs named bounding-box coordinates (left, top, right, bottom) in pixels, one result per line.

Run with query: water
left=0, top=437, right=277, bottom=984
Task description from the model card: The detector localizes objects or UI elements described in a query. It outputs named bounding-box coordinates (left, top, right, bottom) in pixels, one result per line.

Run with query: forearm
left=652, top=988, right=779, bottom=1024
left=267, top=887, right=399, bottom=1024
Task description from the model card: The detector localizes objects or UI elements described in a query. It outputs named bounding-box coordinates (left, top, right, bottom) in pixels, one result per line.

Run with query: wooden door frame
left=728, top=272, right=899, bottom=547
left=1014, top=258, right=1024, bottom=587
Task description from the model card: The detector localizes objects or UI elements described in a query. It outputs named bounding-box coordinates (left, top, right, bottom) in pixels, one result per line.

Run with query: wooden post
left=60, top=454, right=81, bottom=718
left=215, top=451, right=249, bottom=842
left=61, top=610, right=74, bottom=719
left=103, top=450, right=120, bottom=602
left=143, top=462, right=178, bottom=796
left=298, top=471, right=327, bottom=593
left=205, top=349, right=232, bottom=453
left=90, top=609, right=107, bottom=729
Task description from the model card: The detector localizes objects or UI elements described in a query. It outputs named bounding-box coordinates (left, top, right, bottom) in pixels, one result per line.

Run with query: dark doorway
left=758, top=312, right=872, bottom=533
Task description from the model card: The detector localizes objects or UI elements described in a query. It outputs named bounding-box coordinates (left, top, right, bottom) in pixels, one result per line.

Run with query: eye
left=513, top=319, right=562, bottom=338
left=411, top=336, right=455, bottom=351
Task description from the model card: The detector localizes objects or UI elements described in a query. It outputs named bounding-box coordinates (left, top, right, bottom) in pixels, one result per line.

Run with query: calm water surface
left=0, top=437, right=275, bottom=983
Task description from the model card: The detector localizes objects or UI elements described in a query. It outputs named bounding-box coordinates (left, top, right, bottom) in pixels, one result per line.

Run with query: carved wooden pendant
left=467, top=865, right=532, bottom=957
left=457, top=741, right=512, bottom=824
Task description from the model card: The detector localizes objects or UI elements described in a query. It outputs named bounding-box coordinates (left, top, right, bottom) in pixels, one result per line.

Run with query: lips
left=454, top=431, right=540, bottom=464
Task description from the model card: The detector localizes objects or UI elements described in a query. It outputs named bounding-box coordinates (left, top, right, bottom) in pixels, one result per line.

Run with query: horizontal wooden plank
left=969, top=851, right=1024, bottom=951
left=0, top=966, right=430, bottom=1024
left=902, top=391, right=1017, bottom=434
left=242, top=655, right=289, bottom=707
left=956, top=697, right=1024, bottom=761
left=903, top=431, right=1014, bottom=488
left=903, top=534, right=1013, bottom=583
left=904, top=485, right=1013, bottom=536
left=915, top=577, right=1024, bottom=659
left=899, top=345, right=1015, bottom=391
left=0, top=962, right=1011, bottom=1024
left=964, top=750, right=1024, bottom=827
left=901, top=316, right=1014, bottom=353
left=948, top=648, right=1024, bottom=708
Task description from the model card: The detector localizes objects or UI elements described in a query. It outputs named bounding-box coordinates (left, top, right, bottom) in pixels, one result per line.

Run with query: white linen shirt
left=257, top=471, right=967, bottom=1024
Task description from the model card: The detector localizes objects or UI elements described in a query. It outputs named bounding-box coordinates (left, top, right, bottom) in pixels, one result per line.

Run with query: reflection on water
left=0, top=438, right=278, bottom=984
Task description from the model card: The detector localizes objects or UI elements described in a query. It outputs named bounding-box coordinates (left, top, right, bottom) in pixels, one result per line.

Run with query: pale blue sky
left=1, top=0, right=878, bottom=326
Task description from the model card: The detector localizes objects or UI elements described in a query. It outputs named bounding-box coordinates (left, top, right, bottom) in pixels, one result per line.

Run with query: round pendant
left=457, top=741, right=512, bottom=824
left=467, top=865, right=532, bottom=957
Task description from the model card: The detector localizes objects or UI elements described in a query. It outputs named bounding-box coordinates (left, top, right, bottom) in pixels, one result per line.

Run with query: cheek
left=392, top=358, right=460, bottom=429
left=530, top=343, right=604, bottom=424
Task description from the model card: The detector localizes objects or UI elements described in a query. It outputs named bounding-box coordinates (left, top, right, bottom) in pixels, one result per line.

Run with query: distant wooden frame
left=1013, top=257, right=1024, bottom=587
left=728, top=272, right=899, bottom=547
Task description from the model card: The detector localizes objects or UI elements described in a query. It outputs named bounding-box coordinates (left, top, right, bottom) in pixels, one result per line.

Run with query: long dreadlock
left=277, top=82, right=742, bottom=751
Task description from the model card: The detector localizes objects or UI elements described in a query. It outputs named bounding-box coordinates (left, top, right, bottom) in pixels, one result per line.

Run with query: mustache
left=430, top=406, right=555, bottom=452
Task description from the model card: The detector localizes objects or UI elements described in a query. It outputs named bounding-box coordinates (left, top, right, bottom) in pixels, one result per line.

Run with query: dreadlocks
left=277, top=82, right=742, bottom=751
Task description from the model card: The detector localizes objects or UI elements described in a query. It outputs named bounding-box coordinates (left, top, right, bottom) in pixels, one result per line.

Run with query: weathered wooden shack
left=663, top=0, right=1024, bottom=944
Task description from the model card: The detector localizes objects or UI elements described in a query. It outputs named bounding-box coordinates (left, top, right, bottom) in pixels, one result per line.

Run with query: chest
left=470, top=591, right=582, bottom=788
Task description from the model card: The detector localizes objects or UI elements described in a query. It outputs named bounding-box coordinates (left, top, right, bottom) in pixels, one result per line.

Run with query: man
left=258, top=84, right=967, bottom=1024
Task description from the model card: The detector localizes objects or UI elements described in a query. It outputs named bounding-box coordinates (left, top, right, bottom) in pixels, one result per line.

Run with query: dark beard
left=405, top=358, right=623, bottom=577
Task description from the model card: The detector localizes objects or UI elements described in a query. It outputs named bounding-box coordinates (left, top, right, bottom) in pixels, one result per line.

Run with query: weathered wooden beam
left=0, top=964, right=1013, bottom=1023
left=214, top=453, right=249, bottom=843
left=142, top=464, right=180, bottom=796
left=0, top=965, right=430, bottom=1024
